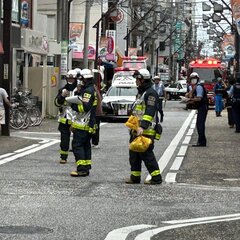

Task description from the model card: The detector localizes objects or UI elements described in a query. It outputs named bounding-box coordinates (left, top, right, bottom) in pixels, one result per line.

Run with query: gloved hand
left=61, top=89, right=69, bottom=97
left=136, top=127, right=144, bottom=136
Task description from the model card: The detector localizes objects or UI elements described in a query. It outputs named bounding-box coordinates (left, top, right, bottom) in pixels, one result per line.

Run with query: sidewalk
left=0, top=118, right=58, bottom=155
left=177, top=109, right=240, bottom=187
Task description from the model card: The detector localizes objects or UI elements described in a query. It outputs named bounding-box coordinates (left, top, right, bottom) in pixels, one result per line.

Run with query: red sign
left=110, top=9, right=124, bottom=23
left=107, top=37, right=114, bottom=54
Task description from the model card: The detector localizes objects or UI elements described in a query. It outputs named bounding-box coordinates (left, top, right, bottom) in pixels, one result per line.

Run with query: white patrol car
left=101, top=74, right=138, bottom=120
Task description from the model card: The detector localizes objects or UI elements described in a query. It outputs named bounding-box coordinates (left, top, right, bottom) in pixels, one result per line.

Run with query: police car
left=165, top=80, right=187, bottom=100
left=101, top=74, right=137, bottom=120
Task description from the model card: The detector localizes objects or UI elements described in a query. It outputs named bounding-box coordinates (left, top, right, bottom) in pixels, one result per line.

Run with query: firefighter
left=67, top=69, right=97, bottom=177
left=54, top=69, right=77, bottom=164
left=125, top=68, right=162, bottom=185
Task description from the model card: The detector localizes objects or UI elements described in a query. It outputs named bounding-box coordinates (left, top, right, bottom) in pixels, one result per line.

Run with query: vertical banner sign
left=221, top=34, right=235, bottom=59
left=231, top=0, right=240, bottom=34
left=105, top=30, right=116, bottom=61
left=20, top=0, right=32, bottom=28
left=61, top=40, right=68, bottom=76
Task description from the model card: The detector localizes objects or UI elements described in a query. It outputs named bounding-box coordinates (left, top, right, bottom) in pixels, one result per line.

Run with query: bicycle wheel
left=33, top=107, right=43, bottom=126
left=9, top=109, right=26, bottom=130
left=18, top=107, right=29, bottom=129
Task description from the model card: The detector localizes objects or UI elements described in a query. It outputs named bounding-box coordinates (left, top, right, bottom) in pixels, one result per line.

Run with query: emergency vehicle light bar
left=122, top=56, right=147, bottom=61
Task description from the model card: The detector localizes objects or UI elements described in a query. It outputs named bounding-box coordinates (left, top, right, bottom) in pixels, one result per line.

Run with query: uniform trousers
left=72, top=129, right=92, bottom=172
left=129, top=139, right=161, bottom=182
left=58, top=122, right=71, bottom=160
left=215, top=94, right=223, bottom=114
left=232, top=102, right=240, bottom=132
left=196, top=104, right=208, bottom=145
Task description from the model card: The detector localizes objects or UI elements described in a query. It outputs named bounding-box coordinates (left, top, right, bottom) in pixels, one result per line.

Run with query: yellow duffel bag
left=125, top=115, right=139, bottom=131
left=129, top=135, right=152, bottom=152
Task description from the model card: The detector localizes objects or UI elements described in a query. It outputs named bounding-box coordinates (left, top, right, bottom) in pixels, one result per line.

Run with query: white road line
left=177, top=145, right=188, bottom=156
left=135, top=214, right=240, bottom=240
left=104, top=224, right=156, bottom=240
left=190, top=122, right=196, bottom=129
left=146, top=110, right=196, bottom=181
left=170, top=156, right=184, bottom=171
left=0, top=140, right=59, bottom=165
left=163, top=213, right=240, bottom=224
left=14, top=144, right=40, bottom=153
left=182, top=135, right=191, bottom=144
left=165, top=173, right=177, bottom=183
left=16, top=131, right=59, bottom=135
left=0, top=153, right=15, bottom=160
left=186, top=128, right=194, bottom=136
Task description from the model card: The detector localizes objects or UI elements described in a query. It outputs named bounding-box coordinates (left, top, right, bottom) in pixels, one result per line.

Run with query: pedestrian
left=187, top=72, right=208, bottom=147
left=213, top=77, right=227, bottom=117
left=54, top=69, right=77, bottom=164
left=91, top=85, right=102, bottom=149
left=125, top=68, right=162, bottom=185
left=227, top=76, right=240, bottom=133
left=226, top=78, right=235, bottom=128
left=0, top=87, right=11, bottom=130
left=66, top=69, right=97, bottom=177
left=152, top=75, right=166, bottom=122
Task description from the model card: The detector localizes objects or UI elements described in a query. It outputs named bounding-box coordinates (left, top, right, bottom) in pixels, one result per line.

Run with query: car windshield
left=112, top=72, right=134, bottom=83
left=107, top=86, right=138, bottom=97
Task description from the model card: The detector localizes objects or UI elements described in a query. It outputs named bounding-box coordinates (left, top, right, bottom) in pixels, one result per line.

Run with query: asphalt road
left=0, top=100, right=239, bottom=240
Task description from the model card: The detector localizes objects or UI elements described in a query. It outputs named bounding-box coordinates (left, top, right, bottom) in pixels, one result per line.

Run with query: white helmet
left=190, top=72, right=199, bottom=79
left=81, top=69, right=93, bottom=79
left=66, top=69, right=77, bottom=79
left=134, top=68, right=151, bottom=80
left=153, top=75, right=160, bottom=80
left=74, top=68, right=81, bottom=77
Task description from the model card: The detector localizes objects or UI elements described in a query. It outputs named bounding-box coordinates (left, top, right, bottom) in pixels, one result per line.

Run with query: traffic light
left=159, top=42, right=165, bottom=51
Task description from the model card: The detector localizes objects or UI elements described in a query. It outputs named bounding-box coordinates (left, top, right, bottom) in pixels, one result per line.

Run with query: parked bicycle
left=9, top=89, right=42, bottom=130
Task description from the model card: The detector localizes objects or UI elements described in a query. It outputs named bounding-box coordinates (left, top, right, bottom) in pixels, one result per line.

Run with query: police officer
left=228, top=76, right=240, bottom=133
left=54, top=70, right=77, bottom=164
left=152, top=76, right=166, bottom=122
left=66, top=69, right=97, bottom=177
left=188, top=72, right=208, bottom=147
left=125, top=69, right=162, bottom=185
left=213, top=77, right=227, bottom=117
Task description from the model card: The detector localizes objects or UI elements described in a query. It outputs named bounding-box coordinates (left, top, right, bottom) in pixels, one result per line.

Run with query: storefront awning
left=0, top=41, right=4, bottom=54
left=72, top=51, right=95, bottom=60
left=22, top=46, right=48, bottom=55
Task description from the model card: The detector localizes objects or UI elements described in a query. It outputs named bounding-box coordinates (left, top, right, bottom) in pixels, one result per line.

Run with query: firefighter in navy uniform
left=125, top=69, right=162, bottom=185
left=54, top=69, right=77, bottom=164
left=228, top=76, right=240, bottom=132
left=66, top=69, right=97, bottom=177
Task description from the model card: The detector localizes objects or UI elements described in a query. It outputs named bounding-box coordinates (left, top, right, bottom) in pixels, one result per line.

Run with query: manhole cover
left=0, top=226, right=53, bottom=234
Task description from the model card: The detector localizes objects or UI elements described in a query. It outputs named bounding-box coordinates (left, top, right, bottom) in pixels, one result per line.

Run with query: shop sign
left=105, top=30, right=116, bottom=61
left=21, top=28, right=49, bottom=54
left=20, top=0, right=32, bottom=28
left=232, top=0, right=240, bottom=34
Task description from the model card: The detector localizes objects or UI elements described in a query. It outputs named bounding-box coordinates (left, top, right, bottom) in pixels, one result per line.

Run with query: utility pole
left=1, top=0, right=12, bottom=136
left=168, top=0, right=174, bottom=82
left=83, top=0, right=92, bottom=68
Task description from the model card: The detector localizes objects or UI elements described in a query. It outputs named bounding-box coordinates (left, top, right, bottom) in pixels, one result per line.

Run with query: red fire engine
left=188, top=57, right=227, bottom=106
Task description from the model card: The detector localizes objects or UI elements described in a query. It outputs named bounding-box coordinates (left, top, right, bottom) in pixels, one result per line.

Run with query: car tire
left=166, top=93, right=171, bottom=100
